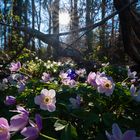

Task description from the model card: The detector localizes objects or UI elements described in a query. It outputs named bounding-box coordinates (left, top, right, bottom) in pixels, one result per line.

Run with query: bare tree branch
left=0, top=0, right=137, bottom=66
left=0, top=0, right=136, bottom=38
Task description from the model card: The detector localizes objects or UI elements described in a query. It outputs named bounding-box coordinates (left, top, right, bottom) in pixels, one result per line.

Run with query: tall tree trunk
left=100, top=0, right=106, bottom=48
left=11, top=0, right=23, bottom=51
left=52, top=0, right=60, bottom=59
left=4, top=0, right=7, bottom=50
left=86, top=0, right=93, bottom=52
left=31, top=0, right=35, bottom=51
left=23, top=0, right=29, bottom=47
left=38, top=0, right=41, bottom=48
left=46, top=0, right=52, bottom=58
left=13, top=0, right=23, bottom=28
left=70, top=0, right=79, bottom=48
left=110, top=6, right=115, bottom=47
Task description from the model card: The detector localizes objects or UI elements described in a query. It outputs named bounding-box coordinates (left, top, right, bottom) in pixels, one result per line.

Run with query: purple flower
left=69, top=95, right=82, bottom=109
left=66, top=69, right=77, bottom=80
left=75, top=68, right=86, bottom=77
left=130, top=84, right=136, bottom=97
left=41, top=72, right=50, bottom=83
left=21, top=114, right=42, bottom=140
left=106, top=123, right=140, bottom=140
left=35, top=114, right=42, bottom=131
left=87, top=72, right=114, bottom=96
left=59, top=72, right=68, bottom=79
left=8, top=74, right=22, bottom=84
left=130, top=84, right=140, bottom=102
left=10, top=106, right=29, bottom=132
left=17, top=83, right=25, bottom=93
left=9, top=62, right=21, bottom=72
left=87, top=72, right=106, bottom=87
left=34, top=89, right=56, bottom=112
left=97, top=76, right=115, bottom=96
left=59, top=71, right=77, bottom=88
left=87, top=72, right=97, bottom=86
left=0, top=117, right=10, bottom=140
left=4, top=96, right=16, bottom=106
left=127, top=67, right=137, bottom=79
left=62, top=78, right=77, bottom=88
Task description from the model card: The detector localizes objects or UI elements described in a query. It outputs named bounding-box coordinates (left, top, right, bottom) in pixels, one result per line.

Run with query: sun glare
left=59, top=11, right=70, bottom=25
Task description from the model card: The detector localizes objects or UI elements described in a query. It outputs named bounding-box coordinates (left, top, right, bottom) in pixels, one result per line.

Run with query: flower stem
left=122, top=77, right=129, bottom=83
left=40, top=133, right=57, bottom=140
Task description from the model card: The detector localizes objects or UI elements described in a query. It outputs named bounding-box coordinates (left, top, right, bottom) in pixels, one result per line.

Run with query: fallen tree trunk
left=0, top=0, right=137, bottom=64
left=0, top=23, right=83, bottom=62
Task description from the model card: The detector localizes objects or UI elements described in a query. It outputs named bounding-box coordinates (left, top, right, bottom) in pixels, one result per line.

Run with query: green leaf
left=54, top=120, right=67, bottom=131
left=61, top=123, right=78, bottom=140
left=102, top=113, right=114, bottom=127
left=88, top=113, right=100, bottom=124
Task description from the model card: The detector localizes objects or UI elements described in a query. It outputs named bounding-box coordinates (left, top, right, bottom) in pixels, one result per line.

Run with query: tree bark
left=114, top=0, right=140, bottom=64
left=86, top=0, right=93, bottom=52
left=69, top=0, right=79, bottom=48
left=100, top=0, right=106, bottom=48
left=4, top=0, right=7, bottom=50
left=52, top=0, right=60, bottom=59
left=31, top=0, right=35, bottom=51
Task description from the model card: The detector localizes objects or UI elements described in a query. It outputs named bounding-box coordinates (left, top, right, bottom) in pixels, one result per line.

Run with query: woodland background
left=0, top=0, right=139, bottom=65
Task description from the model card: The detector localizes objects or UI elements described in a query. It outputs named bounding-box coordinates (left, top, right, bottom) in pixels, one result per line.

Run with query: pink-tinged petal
left=112, top=123, right=122, bottom=139
left=34, top=96, right=42, bottom=105
left=47, top=104, right=56, bottom=112
left=10, top=114, right=28, bottom=131
left=51, top=98, right=56, bottom=104
left=96, top=76, right=106, bottom=85
left=87, top=72, right=96, bottom=84
left=42, top=73, right=50, bottom=82
left=48, top=89, right=56, bottom=98
left=16, top=106, right=25, bottom=112
left=59, top=72, right=68, bottom=79
left=16, top=106, right=29, bottom=115
left=122, top=130, right=136, bottom=140
left=0, top=118, right=10, bottom=140
left=9, top=62, right=21, bottom=72
left=41, top=89, right=49, bottom=95
left=0, top=118, right=9, bottom=129
left=95, top=77, right=102, bottom=86
left=40, top=103, right=48, bottom=110
left=21, top=126, right=39, bottom=140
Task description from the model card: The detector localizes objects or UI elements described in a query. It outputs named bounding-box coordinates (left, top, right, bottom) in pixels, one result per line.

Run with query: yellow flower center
left=0, top=127, right=6, bottom=133
left=104, top=81, right=112, bottom=89
left=43, top=96, right=51, bottom=104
